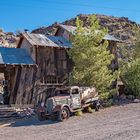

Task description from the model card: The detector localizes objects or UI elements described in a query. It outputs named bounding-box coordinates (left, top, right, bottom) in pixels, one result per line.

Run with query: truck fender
left=53, top=104, right=71, bottom=113
left=37, top=106, right=45, bottom=113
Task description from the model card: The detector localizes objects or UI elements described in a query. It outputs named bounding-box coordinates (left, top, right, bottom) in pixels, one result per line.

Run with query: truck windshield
left=71, top=88, right=79, bottom=95
left=55, top=90, right=70, bottom=96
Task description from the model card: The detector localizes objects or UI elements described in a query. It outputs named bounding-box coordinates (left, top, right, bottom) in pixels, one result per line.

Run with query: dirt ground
left=0, top=103, right=140, bottom=140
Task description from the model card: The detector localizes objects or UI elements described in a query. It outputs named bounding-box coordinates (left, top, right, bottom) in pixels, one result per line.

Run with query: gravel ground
left=0, top=103, right=140, bottom=140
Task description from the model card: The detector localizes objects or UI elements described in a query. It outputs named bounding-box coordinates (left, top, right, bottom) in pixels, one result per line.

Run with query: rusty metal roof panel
left=23, top=33, right=72, bottom=48
left=59, top=24, right=121, bottom=42
left=103, top=34, right=121, bottom=42
left=23, top=33, right=59, bottom=47
left=59, top=24, right=76, bottom=34
left=0, top=47, right=35, bottom=65
left=47, top=36, right=72, bottom=48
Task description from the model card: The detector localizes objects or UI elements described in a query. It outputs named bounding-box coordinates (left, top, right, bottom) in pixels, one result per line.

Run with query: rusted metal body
left=36, top=86, right=99, bottom=121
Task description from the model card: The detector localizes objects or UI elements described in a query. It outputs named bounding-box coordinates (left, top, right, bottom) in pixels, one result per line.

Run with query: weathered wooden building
left=0, top=24, right=121, bottom=105
left=17, top=33, right=72, bottom=104
left=55, top=24, right=121, bottom=71
left=0, top=47, right=36, bottom=105
left=0, top=33, right=72, bottom=105
left=55, top=24, right=122, bottom=90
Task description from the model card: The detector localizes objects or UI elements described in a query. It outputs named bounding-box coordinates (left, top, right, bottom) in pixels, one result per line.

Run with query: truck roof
left=55, top=86, right=79, bottom=91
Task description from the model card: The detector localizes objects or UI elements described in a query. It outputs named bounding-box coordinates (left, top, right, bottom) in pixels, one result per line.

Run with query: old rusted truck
left=36, top=86, right=100, bottom=121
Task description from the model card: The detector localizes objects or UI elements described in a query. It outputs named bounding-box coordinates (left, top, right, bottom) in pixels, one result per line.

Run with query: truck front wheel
left=37, top=112, right=46, bottom=121
left=57, top=107, right=70, bottom=121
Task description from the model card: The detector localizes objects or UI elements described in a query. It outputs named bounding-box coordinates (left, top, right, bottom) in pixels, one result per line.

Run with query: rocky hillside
left=0, top=14, right=139, bottom=48
left=32, top=14, right=140, bottom=46
left=0, top=29, right=18, bottom=48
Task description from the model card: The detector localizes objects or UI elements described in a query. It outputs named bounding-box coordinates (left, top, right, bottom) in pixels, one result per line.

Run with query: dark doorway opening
left=0, top=73, right=9, bottom=105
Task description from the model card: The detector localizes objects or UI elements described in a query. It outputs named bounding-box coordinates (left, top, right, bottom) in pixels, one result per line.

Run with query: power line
left=25, top=0, right=140, bottom=13
left=0, top=0, right=140, bottom=13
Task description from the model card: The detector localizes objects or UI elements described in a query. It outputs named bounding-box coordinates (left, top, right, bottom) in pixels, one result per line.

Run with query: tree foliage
left=122, top=59, right=140, bottom=98
left=69, top=15, right=117, bottom=98
left=120, top=26, right=140, bottom=98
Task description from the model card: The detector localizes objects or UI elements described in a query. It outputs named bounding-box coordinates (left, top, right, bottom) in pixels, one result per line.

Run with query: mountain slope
left=32, top=14, right=140, bottom=46
left=0, top=29, right=18, bottom=48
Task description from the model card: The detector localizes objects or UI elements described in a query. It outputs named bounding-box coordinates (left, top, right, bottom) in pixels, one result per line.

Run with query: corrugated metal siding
left=0, top=47, right=35, bottom=65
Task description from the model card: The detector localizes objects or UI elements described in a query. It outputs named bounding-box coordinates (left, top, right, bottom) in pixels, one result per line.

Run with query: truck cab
left=45, top=86, right=81, bottom=113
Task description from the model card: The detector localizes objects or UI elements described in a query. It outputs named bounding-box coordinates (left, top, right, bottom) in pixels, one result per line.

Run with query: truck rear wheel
left=95, top=105, right=100, bottom=111
left=95, top=101, right=100, bottom=112
left=57, top=107, right=70, bottom=121
left=93, top=100, right=100, bottom=112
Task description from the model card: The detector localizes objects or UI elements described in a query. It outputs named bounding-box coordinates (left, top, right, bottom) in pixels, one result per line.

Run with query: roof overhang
left=0, top=47, right=36, bottom=67
left=19, top=32, right=72, bottom=49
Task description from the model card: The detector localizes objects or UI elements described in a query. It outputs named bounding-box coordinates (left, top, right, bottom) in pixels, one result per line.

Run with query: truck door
left=70, top=88, right=81, bottom=109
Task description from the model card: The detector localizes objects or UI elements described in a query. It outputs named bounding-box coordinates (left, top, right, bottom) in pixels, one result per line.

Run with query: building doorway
left=0, top=73, right=9, bottom=104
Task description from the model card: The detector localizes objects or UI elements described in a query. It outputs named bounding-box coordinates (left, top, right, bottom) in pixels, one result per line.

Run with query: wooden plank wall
left=37, top=47, right=56, bottom=83
left=28, top=46, right=71, bottom=104
left=4, top=45, right=72, bottom=105
left=36, top=47, right=70, bottom=84
left=5, top=66, right=36, bottom=105
left=15, top=66, right=36, bottom=105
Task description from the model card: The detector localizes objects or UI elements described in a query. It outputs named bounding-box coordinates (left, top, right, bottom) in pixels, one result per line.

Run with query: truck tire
left=37, top=112, right=46, bottom=121
left=95, top=105, right=100, bottom=111
left=57, top=107, right=70, bottom=121
left=95, top=101, right=100, bottom=112
left=93, top=100, right=100, bottom=112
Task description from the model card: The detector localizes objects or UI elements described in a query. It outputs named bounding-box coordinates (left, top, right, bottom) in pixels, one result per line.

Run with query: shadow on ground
left=6, top=100, right=138, bottom=128
left=114, top=99, right=135, bottom=106
left=8, top=117, right=60, bottom=127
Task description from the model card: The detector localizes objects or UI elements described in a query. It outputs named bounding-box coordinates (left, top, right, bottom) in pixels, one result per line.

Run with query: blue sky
left=0, top=0, right=140, bottom=32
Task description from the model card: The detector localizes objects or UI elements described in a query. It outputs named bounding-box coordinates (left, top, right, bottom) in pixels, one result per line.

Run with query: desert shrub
left=122, top=59, right=140, bottom=98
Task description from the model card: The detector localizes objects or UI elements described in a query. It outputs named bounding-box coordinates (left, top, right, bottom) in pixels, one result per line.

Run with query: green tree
left=120, top=26, right=140, bottom=98
left=122, top=59, right=140, bottom=98
left=69, top=15, right=117, bottom=99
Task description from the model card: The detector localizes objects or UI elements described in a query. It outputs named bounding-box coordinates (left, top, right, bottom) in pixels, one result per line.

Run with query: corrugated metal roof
left=23, top=33, right=72, bottom=48
left=0, top=47, right=35, bottom=65
left=59, top=24, right=76, bottom=34
left=23, top=33, right=57, bottom=47
left=47, top=36, right=72, bottom=48
left=59, top=24, right=121, bottom=42
left=104, top=34, right=120, bottom=42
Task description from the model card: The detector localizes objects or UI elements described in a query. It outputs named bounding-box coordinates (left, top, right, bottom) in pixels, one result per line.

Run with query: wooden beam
left=38, top=83, right=64, bottom=86
left=17, top=36, right=24, bottom=48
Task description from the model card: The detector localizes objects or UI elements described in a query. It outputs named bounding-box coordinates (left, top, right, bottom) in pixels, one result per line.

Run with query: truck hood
left=52, top=95, right=70, bottom=100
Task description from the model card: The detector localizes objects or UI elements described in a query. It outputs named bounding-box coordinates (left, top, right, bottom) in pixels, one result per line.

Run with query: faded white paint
left=80, top=87, right=98, bottom=101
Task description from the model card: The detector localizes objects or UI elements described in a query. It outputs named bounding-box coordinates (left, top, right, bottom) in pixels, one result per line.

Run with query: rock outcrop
left=0, top=29, right=19, bottom=48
